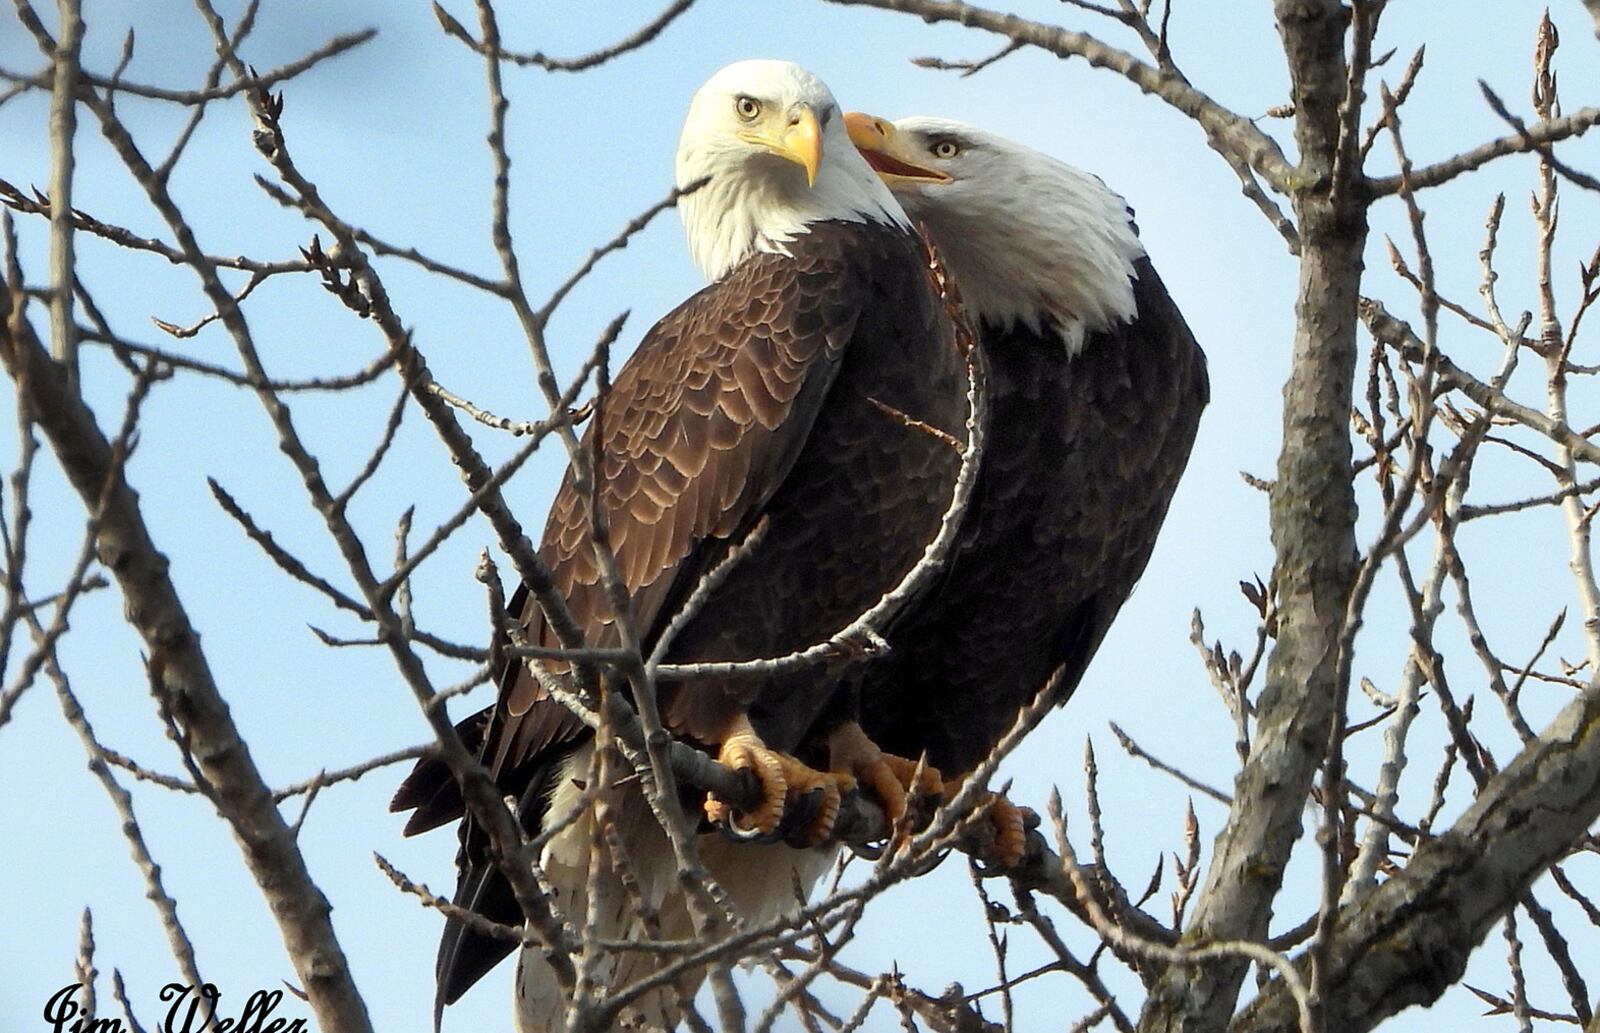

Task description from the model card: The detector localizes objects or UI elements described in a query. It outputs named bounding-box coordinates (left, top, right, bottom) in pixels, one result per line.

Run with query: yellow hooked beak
left=743, top=104, right=823, bottom=187
left=845, top=111, right=952, bottom=186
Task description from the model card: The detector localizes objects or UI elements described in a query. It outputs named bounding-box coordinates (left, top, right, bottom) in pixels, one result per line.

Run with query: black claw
left=829, top=785, right=876, bottom=844
left=777, top=786, right=827, bottom=848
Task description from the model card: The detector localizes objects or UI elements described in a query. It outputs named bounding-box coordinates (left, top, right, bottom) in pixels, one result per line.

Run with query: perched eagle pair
left=392, top=59, right=1207, bottom=1032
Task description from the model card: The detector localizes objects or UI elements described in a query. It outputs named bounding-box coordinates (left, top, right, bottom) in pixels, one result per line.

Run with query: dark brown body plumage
left=858, top=256, right=1208, bottom=777
left=391, top=218, right=967, bottom=1004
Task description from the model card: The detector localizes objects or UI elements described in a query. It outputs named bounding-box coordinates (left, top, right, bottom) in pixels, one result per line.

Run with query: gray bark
left=1235, top=684, right=1600, bottom=1032
left=0, top=289, right=376, bottom=1033
left=1138, top=2, right=1366, bottom=1030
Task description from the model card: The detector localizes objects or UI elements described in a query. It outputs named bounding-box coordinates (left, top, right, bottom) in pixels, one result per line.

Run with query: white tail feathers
left=513, top=743, right=837, bottom=1032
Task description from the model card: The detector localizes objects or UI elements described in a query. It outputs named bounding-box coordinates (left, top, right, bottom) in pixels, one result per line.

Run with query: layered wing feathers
left=860, top=255, right=1208, bottom=777
left=502, top=250, right=862, bottom=729
left=391, top=224, right=947, bottom=1008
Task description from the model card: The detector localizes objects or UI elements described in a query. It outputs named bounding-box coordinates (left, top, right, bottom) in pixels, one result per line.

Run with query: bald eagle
left=845, top=114, right=1208, bottom=789
left=392, top=65, right=967, bottom=1031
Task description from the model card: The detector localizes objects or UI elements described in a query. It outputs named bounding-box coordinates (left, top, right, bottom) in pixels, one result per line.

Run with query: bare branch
left=45, top=625, right=208, bottom=991
left=0, top=249, right=376, bottom=1033
left=1049, top=793, right=1314, bottom=1033
left=1143, top=5, right=1367, bottom=1029
left=47, top=0, right=83, bottom=386
left=655, top=345, right=986, bottom=684
left=433, top=0, right=696, bottom=72
left=1237, top=685, right=1600, bottom=1033
left=0, top=27, right=376, bottom=105
left=1368, top=103, right=1600, bottom=196
left=1361, top=297, right=1600, bottom=464
left=821, top=0, right=1295, bottom=193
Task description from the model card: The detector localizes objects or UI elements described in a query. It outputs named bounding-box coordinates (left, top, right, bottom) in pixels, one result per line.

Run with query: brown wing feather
left=859, top=255, right=1209, bottom=777
left=391, top=220, right=967, bottom=1008
left=393, top=240, right=868, bottom=832
left=485, top=248, right=861, bottom=776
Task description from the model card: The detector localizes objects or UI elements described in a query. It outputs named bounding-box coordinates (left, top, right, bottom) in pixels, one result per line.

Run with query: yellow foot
left=826, top=722, right=944, bottom=829
left=704, top=725, right=786, bottom=837
left=704, top=718, right=848, bottom=844
left=965, top=791, right=1029, bottom=871
left=782, top=763, right=851, bottom=849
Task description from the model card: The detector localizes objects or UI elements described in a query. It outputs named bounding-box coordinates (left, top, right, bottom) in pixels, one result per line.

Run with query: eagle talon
left=964, top=791, right=1028, bottom=871
left=880, top=752, right=945, bottom=806
left=705, top=718, right=850, bottom=844
left=826, top=722, right=944, bottom=832
left=705, top=727, right=788, bottom=837
left=778, top=769, right=852, bottom=848
left=721, top=817, right=768, bottom=842
left=778, top=786, right=824, bottom=847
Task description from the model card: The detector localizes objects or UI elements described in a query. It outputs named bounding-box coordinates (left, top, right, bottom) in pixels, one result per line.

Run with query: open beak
left=845, top=112, right=951, bottom=185
left=745, top=104, right=823, bottom=187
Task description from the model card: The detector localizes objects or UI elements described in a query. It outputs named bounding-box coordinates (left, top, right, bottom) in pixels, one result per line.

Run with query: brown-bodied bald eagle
left=392, top=65, right=968, bottom=1031
left=845, top=113, right=1208, bottom=794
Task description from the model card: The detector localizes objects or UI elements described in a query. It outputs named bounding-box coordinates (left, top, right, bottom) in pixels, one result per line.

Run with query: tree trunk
left=1139, top=2, right=1365, bottom=1029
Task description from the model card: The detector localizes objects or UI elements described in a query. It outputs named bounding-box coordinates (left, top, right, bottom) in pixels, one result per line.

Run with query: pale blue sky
left=3, top=2, right=1599, bottom=1030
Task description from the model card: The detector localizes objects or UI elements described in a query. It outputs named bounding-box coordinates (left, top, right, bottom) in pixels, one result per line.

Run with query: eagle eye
left=931, top=139, right=961, bottom=160
left=735, top=95, right=762, bottom=121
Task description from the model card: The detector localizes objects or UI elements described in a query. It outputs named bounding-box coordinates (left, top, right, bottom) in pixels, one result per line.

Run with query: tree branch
left=0, top=256, right=375, bottom=1033
left=821, top=0, right=1295, bottom=193
left=1370, top=104, right=1600, bottom=196
left=1235, top=683, right=1600, bottom=1033
left=46, top=0, right=82, bottom=386
left=1141, top=3, right=1365, bottom=1029
left=1360, top=296, right=1600, bottom=465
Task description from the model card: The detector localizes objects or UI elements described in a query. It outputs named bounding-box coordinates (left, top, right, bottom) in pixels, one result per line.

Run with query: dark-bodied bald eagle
left=392, top=65, right=967, bottom=1031
left=845, top=114, right=1208, bottom=792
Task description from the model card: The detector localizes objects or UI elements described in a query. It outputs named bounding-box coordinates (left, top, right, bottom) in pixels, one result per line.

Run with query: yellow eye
left=735, top=95, right=762, bottom=121
left=931, top=140, right=961, bottom=160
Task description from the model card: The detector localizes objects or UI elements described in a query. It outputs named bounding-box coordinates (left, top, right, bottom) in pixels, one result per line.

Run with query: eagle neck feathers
left=678, top=160, right=909, bottom=283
